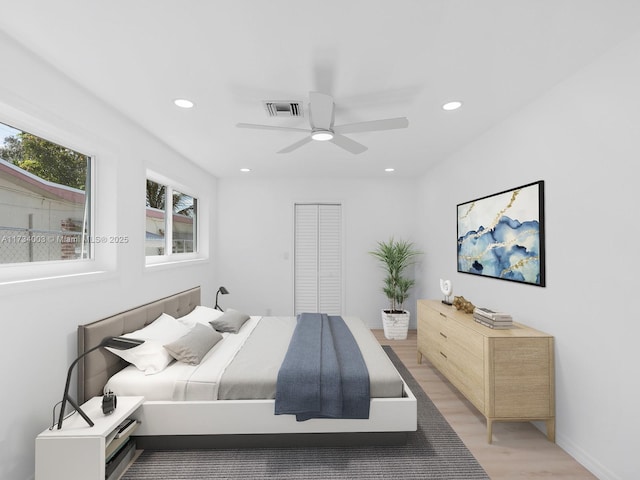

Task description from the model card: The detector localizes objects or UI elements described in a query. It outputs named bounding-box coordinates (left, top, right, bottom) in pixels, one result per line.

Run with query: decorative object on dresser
left=439, top=279, right=453, bottom=305
left=57, top=336, right=144, bottom=429
left=457, top=180, right=545, bottom=286
left=369, top=238, right=422, bottom=340
left=417, top=299, right=555, bottom=444
left=473, top=306, right=513, bottom=329
left=452, top=295, right=475, bottom=314
left=214, top=285, right=229, bottom=311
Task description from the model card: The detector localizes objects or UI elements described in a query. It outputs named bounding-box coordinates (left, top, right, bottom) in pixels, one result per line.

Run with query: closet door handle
left=439, top=332, right=447, bottom=339
left=439, top=312, right=447, bottom=318
left=440, top=351, right=447, bottom=359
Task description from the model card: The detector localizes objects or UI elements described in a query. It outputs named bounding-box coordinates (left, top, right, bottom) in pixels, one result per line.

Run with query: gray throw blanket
left=274, top=313, right=370, bottom=421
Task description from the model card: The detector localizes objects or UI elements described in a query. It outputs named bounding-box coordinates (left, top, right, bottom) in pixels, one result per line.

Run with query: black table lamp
left=214, top=286, right=229, bottom=311
left=57, top=336, right=144, bottom=430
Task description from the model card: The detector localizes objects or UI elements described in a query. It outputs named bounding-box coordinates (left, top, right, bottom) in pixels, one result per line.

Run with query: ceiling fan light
left=311, top=130, right=334, bottom=141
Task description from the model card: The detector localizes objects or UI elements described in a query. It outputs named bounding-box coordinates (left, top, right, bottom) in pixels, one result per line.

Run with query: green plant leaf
left=369, top=237, right=422, bottom=311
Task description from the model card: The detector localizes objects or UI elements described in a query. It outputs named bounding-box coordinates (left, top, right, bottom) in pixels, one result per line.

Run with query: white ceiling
left=1, top=1, right=640, bottom=178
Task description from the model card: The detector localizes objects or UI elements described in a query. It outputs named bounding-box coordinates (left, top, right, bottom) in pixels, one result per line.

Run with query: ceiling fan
left=236, top=91, right=409, bottom=154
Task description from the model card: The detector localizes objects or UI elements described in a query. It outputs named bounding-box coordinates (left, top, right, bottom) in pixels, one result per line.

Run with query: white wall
left=216, top=176, right=420, bottom=327
left=3, top=17, right=639, bottom=480
left=416, top=31, right=640, bottom=480
left=0, top=33, right=217, bottom=480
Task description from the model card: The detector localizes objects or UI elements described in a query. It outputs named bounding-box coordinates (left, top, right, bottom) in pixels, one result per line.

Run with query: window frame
left=0, top=111, right=102, bottom=286
left=145, top=171, right=200, bottom=266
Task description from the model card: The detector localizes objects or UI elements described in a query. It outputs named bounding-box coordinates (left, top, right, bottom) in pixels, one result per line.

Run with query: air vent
left=263, top=101, right=303, bottom=118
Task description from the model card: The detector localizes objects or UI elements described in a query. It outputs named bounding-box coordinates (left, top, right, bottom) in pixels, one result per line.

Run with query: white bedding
left=107, top=314, right=404, bottom=402
left=105, top=316, right=261, bottom=400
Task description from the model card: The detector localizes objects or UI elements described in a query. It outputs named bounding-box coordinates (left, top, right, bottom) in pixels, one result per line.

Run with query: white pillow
left=106, top=313, right=191, bottom=375
left=177, top=305, right=224, bottom=328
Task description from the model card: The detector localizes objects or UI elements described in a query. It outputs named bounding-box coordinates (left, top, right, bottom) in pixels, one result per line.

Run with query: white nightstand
left=35, top=396, right=144, bottom=480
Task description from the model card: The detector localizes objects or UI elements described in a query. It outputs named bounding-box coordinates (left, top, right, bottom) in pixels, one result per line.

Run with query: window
left=0, top=121, right=92, bottom=265
left=145, top=180, right=166, bottom=256
left=172, top=190, right=197, bottom=254
left=145, top=178, right=198, bottom=260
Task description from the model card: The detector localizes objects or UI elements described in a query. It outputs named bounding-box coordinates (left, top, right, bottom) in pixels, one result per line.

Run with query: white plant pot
left=381, top=310, right=410, bottom=340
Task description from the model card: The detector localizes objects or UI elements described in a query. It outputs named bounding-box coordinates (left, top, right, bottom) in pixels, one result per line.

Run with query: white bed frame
left=77, top=287, right=417, bottom=448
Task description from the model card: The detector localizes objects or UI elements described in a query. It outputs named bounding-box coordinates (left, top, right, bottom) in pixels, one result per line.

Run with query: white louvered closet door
left=294, top=203, right=342, bottom=315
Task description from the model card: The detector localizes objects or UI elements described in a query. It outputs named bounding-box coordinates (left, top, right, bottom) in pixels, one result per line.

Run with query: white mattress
left=106, top=314, right=404, bottom=402
left=105, top=316, right=261, bottom=400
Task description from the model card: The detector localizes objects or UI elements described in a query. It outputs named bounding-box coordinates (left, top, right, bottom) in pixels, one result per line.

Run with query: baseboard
left=556, top=432, right=622, bottom=480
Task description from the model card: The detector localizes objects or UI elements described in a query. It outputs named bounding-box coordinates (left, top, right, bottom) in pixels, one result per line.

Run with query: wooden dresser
left=417, top=299, right=555, bottom=443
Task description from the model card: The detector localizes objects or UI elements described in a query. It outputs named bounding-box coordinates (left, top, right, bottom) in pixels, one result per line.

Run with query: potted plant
left=369, top=238, right=422, bottom=340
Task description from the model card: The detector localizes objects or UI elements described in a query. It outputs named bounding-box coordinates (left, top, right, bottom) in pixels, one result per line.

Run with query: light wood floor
left=373, top=329, right=597, bottom=480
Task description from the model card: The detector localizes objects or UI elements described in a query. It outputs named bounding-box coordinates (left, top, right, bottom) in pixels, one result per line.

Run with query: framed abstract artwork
left=457, top=180, right=545, bottom=286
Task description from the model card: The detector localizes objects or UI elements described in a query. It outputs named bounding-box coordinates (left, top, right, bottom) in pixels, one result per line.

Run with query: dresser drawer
left=420, top=330, right=446, bottom=369
left=421, top=307, right=458, bottom=349
left=418, top=305, right=444, bottom=330
left=428, top=307, right=483, bottom=358
left=418, top=304, right=444, bottom=362
left=424, top=325, right=447, bottom=348
left=444, top=343, right=485, bottom=411
left=445, top=319, right=483, bottom=360
left=427, top=346, right=448, bottom=373
left=419, top=303, right=484, bottom=410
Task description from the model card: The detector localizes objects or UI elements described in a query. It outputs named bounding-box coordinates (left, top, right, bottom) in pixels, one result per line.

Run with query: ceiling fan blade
left=329, top=134, right=368, bottom=154
left=333, top=117, right=409, bottom=134
left=236, top=123, right=310, bottom=133
left=277, top=136, right=313, bottom=154
left=309, top=92, right=334, bottom=130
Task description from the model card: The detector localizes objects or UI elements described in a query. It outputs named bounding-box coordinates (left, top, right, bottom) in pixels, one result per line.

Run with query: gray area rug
left=122, top=346, right=489, bottom=479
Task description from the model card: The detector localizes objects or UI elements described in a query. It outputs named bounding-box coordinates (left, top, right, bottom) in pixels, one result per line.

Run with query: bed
left=77, top=287, right=417, bottom=448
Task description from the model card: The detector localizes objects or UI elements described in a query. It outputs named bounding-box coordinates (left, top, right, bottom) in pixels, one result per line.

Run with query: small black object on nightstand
left=102, top=391, right=117, bottom=415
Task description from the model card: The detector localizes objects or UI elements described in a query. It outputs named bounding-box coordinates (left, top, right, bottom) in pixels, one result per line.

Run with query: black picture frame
left=457, top=180, right=545, bottom=287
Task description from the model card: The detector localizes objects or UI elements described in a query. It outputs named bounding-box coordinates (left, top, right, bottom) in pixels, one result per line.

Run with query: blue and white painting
left=457, top=181, right=545, bottom=286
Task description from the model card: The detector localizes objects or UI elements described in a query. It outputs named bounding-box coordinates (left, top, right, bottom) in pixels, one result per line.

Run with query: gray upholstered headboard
left=77, top=287, right=201, bottom=403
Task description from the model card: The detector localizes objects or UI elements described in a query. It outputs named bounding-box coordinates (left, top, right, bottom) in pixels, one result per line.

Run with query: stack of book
left=105, top=418, right=139, bottom=480
left=473, top=307, right=513, bottom=329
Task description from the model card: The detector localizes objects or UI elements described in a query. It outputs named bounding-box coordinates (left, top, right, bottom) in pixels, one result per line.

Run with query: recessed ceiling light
left=311, top=130, right=334, bottom=141
left=174, top=98, right=194, bottom=109
left=442, top=101, right=462, bottom=111
left=240, top=168, right=251, bottom=173
left=385, top=168, right=395, bottom=172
